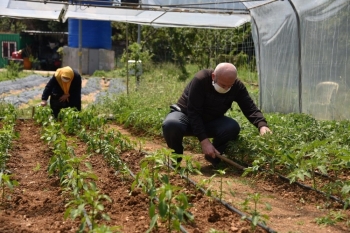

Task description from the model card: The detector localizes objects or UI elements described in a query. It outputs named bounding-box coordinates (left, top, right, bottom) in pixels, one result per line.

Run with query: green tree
left=0, top=18, right=26, bottom=33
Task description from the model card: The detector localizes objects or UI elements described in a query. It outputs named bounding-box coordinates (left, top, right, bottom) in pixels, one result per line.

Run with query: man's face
left=212, top=73, right=235, bottom=90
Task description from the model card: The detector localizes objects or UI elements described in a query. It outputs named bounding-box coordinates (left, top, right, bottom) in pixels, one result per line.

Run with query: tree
left=0, top=18, right=26, bottom=33
left=0, top=17, right=67, bottom=33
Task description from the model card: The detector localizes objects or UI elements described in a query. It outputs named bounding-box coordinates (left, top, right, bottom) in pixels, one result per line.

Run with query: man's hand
left=41, top=100, right=47, bottom=107
left=200, top=138, right=220, bottom=158
left=260, top=126, right=272, bottom=135
left=59, top=94, right=70, bottom=102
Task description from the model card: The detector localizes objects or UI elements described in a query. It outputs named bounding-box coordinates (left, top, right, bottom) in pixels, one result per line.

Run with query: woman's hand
left=40, top=100, right=47, bottom=106
left=59, top=94, right=70, bottom=102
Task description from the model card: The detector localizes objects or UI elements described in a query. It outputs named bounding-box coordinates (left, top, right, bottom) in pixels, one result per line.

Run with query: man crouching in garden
left=162, top=62, right=272, bottom=167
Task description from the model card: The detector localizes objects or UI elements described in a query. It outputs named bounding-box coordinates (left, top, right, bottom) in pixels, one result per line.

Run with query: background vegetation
left=0, top=17, right=255, bottom=79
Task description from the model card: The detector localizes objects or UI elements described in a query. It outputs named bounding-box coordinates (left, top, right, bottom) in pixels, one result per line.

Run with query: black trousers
left=49, top=95, right=68, bottom=118
left=162, top=111, right=240, bottom=155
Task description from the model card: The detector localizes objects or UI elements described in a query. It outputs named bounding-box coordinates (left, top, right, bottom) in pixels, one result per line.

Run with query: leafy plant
left=215, top=168, right=227, bottom=201
left=132, top=151, right=164, bottom=196
left=33, top=105, right=53, bottom=125
left=0, top=172, right=19, bottom=203
left=196, top=174, right=216, bottom=197
left=59, top=107, right=82, bottom=135
left=61, top=155, right=98, bottom=197
left=177, top=154, right=202, bottom=186
left=241, top=193, right=270, bottom=231
left=148, top=175, right=193, bottom=233
left=5, top=60, right=22, bottom=79
left=65, top=182, right=112, bottom=231
left=315, top=210, right=346, bottom=226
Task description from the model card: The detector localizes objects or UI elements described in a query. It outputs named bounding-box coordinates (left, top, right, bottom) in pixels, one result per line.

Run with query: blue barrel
left=68, top=0, right=111, bottom=49
left=68, top=19, right=112, bottom=49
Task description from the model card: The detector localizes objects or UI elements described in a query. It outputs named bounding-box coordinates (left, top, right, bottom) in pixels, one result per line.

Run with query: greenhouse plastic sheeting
left=0, top=0, right=64, bottom=20
left=250, top=1, right=300, bottom=114
left=2, top=0, right=275, bottom=29
left=251, top=0, right=350, bottom=120
left=63, top=5, right=250, bottom=29
left=142, top=0, right=277, bottom=12
left=142, top=0, right=247, bottom=12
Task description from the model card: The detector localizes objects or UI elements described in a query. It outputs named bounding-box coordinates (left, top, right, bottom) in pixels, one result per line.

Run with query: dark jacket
left=41, top=69, right=82, bottom=111
left=177, top=69, right=268, bottom=141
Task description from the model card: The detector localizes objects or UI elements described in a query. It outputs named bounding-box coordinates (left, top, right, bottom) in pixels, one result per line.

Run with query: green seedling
left=177, top=154, right=202, bottom=186
left=208, top=229, right=226, bottom=233
left=61, top=155, right=98, bottom=197
left=65, top=182, right=112, bottom=231
left=117, top=162, right=132, bottom=182
left=90, top=225, right=122, bottom=233
left=241, top=193, right=270, bottom=231
left=33, top=105, right=53, bottom=125
left=0, top=172, right=19, bottom=203
left=33, top=162, right=41, bottom=172
left=315, top=210, right=346, bottom=226
left=147, top=175, right=193, bottom=233
left=196, top=175, right=215, bottom=193
left=59, top=107, right=82, bottom=134
left=215, top=168, right=226, bottom=201
left=132, top=151, right=163, bottom=197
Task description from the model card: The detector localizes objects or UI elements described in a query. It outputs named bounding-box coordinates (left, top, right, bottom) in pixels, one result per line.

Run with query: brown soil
left=0, top=120, right=349, bottom=233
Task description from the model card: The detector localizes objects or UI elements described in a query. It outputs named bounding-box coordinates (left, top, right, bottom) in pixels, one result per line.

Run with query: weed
left=33, top=162, right=41, bottom=172
left=315, top=210, right=346, bottom=226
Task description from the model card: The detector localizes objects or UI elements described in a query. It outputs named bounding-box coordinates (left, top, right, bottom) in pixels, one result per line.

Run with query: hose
left=170, top=163, right=278, bottom=233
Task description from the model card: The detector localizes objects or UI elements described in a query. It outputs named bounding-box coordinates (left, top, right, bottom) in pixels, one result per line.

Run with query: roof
left=21, top=30, right=68, bottom=35
left=1, top=0, right=278, bottom=29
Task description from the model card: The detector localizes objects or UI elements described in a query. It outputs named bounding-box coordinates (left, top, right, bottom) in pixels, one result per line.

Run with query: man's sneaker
left=176, top=157, right=183, bottom=163
left=204, top=154, right=221, bottom=168
left=169, top=156, right=182, bottom=168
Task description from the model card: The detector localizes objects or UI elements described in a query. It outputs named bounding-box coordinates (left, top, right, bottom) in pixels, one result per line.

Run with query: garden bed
left=0, top=119, right=266, bottom=233
left=0, top=119, right=348, bottom=233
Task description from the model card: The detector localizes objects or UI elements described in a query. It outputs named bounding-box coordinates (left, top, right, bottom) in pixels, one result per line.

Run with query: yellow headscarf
left=55, top=66, right=74, bottom=95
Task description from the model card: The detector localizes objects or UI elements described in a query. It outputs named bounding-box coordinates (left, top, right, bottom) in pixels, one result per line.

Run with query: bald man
left=162, top=63, right=271, bottom=167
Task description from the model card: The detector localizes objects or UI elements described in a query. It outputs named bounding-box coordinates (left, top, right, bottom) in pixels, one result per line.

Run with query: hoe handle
left=216, top=154, right=246, bottom=171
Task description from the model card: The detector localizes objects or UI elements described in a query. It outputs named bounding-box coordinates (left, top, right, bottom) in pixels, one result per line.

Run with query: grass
left=0, top=69, right=29, bottom=82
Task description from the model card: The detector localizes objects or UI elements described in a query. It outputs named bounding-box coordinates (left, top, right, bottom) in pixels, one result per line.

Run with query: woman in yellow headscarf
left=41, top=66, right=82, bottom=118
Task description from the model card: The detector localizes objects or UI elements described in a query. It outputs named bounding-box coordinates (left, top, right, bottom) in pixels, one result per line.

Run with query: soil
left=0, top=120, right=349, bottom=233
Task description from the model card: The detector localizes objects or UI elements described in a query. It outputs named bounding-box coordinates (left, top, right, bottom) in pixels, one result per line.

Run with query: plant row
left=0, top=104, right=19, bottom=205
left=34, top=106, right=272, bottom=232
left=230, top=113, right=350, bottom=208
left=34, top=106, right=123, bottom=232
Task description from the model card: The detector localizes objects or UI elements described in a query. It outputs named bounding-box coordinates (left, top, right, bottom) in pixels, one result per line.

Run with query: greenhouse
left=1, top=0, right=349, bottom=120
